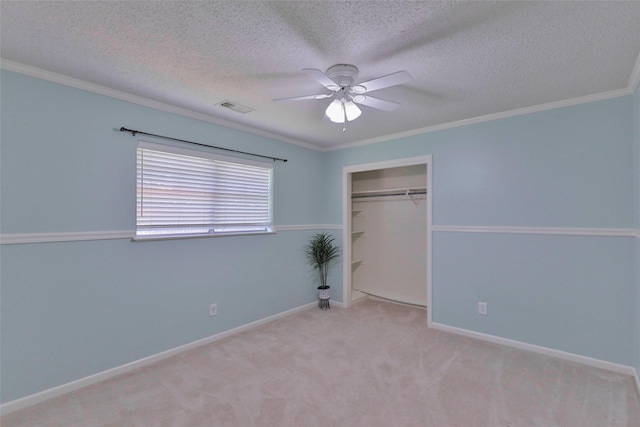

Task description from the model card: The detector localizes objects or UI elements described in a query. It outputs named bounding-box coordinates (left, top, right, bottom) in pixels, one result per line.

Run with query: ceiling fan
left=274, top=64, right=411, bottom=132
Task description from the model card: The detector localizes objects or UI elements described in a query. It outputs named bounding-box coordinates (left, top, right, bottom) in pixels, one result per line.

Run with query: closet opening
left=342, top=155, right=432, bottom=325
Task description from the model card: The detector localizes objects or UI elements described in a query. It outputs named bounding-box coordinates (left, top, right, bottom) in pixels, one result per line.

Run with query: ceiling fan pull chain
left=342, top=100, right=347, bottom=132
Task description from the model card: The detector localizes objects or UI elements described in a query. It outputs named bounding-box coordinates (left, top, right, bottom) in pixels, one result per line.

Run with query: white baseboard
left=0, top=301, right=317, bottom=416
left=329, top=299, right=344, bottom=308
left=368, top=294, right=427, bottom=310
left=1, top=304, right=633, bottom=415
left=431, top=323, right=636, bottom=378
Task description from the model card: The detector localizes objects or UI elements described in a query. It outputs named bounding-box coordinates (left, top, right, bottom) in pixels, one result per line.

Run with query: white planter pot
left=318, top=286, right=330, bottom=310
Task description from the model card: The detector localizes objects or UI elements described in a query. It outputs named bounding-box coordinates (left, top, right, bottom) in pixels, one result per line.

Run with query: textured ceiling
left=2, top=1, right=640, bottom=149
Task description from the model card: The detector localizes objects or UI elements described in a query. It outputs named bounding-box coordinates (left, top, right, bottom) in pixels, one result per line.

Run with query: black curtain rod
left=119, top=127, right=287, bottom=163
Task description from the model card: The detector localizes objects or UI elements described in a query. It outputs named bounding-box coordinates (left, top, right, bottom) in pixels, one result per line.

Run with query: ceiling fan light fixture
left=326, top=98, right=361, bottom=123
left=344, top=101, right=362, bottom=121
left=325, top=99, right=344, bottom=123
left=276, top=64, right=411, bottom=127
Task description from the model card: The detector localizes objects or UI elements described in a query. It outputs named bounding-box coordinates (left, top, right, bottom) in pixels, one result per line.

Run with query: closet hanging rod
left=119, top=127, right=288, bottom=163
left=352, top=188, right=427, bottom=199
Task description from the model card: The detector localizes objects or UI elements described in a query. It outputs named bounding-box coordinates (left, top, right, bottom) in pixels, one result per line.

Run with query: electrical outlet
left=209, top=303, right=217, bottom=317
left=478, top=302, right=488, bottom=315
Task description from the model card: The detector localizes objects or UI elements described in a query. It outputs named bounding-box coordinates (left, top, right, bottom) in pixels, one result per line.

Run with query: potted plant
left=305, top=232, right=340, bottom=310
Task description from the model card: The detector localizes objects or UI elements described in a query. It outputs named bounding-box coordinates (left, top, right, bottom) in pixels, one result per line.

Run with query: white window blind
left=136, top=141, right=273, bottom=239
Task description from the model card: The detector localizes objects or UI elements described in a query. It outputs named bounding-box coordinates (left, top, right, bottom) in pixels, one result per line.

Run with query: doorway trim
left=342, top=155, right=433, bottom=326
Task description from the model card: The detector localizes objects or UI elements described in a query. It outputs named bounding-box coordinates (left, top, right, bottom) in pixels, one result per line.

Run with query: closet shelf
left=351, top=259, right=364, bottom=266
left=352, top=230, right=365, bottom=237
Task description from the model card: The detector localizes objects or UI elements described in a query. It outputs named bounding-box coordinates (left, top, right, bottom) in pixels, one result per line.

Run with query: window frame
left=134, top=140, right=275, bottom=241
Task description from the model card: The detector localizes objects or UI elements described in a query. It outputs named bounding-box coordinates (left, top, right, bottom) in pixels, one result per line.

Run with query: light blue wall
left=325, top=96, right=636, bottom=366
left=0, top=72, right=325, bottom=233
left=325, top=99, right=635, bottom=227
left=1, top=68, right=637, bottom=404
left=432, top=233, right=633, bottom=363
left=0, top=70, right=329, bottom=403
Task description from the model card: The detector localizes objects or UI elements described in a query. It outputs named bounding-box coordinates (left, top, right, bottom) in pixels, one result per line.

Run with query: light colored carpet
left=2, top=299, right=639, bottom=426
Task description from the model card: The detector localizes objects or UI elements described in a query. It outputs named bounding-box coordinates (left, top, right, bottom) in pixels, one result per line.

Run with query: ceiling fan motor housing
left=326, top=64, right=359, bottom=88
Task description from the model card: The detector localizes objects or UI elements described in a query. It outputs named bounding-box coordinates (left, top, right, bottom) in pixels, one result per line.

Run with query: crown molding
left=328, top=87, right=633, bottom=151
left=0, top=59, right=321, bottom=152
left=3, top=54, right=638, bottom=154
left=331, top=47, right=640, bottom=151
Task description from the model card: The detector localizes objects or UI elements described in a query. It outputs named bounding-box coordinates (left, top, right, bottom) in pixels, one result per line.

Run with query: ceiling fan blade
left=273, top=93, right=333, bottom=102
left=355, top=71, right=412, bottom=93
left=302, top=68, right=341, bottom=91
left=352, top=95, right=400, bottom=112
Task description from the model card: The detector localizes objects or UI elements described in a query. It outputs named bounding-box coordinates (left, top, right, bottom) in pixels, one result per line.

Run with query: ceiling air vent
left=217, top=100, right=253, bottom=114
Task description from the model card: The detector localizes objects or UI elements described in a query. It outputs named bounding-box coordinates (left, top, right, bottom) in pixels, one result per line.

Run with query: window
left=136, top=141, right=273, bottom=239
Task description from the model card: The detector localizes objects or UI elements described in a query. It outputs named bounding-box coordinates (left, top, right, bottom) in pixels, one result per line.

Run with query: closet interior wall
left=351, top=165, right=427, bottom=306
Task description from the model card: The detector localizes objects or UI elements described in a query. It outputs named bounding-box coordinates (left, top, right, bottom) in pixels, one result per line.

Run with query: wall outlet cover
left=478, top=302, right=488, bottom=315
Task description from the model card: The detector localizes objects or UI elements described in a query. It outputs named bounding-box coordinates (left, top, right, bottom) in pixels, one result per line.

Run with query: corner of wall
left=633, top=87, right=640, bottom=383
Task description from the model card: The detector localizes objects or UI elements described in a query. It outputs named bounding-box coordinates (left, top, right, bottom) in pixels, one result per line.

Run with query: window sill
left=132, top=230, right=276, bottom=242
